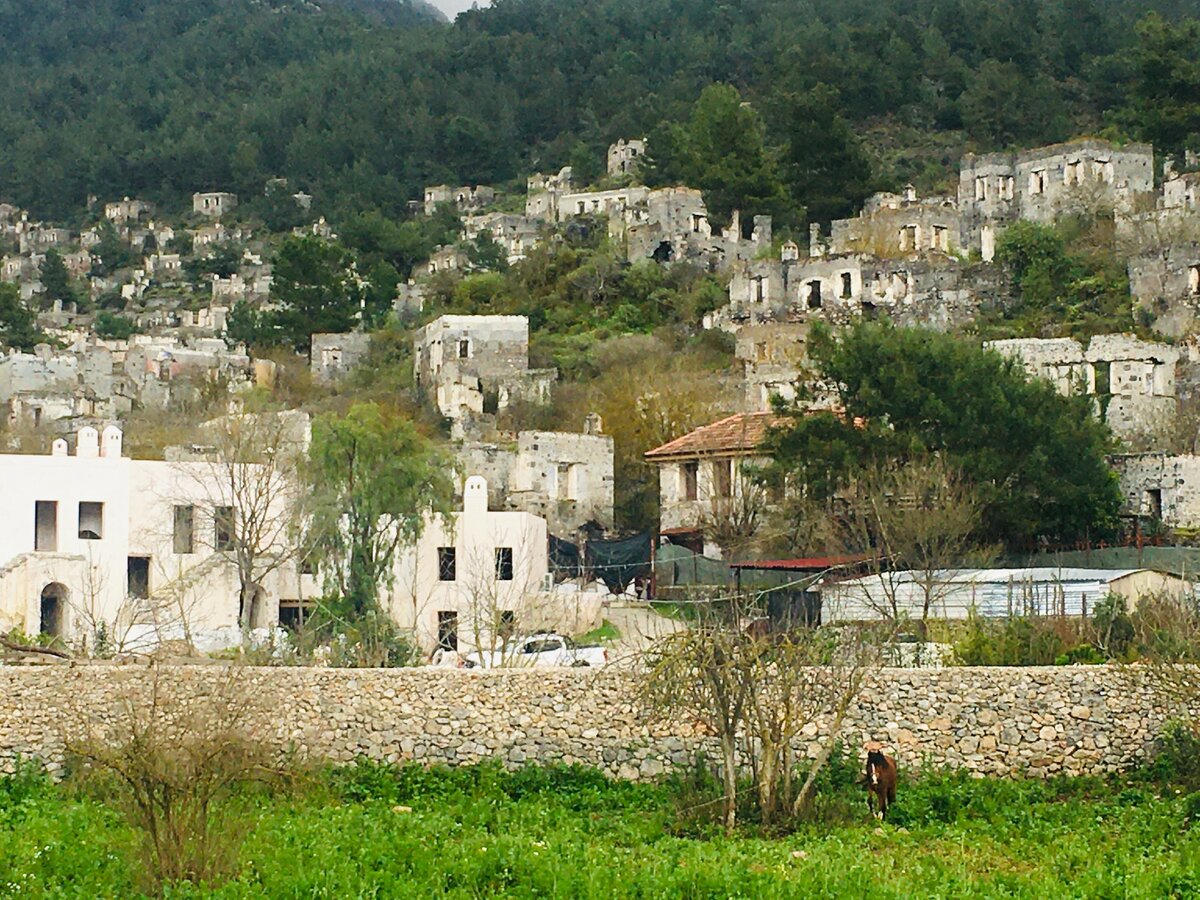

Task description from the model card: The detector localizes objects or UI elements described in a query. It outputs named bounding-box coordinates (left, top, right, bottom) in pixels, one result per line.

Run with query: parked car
left=462, top=632, right=608, bottom=669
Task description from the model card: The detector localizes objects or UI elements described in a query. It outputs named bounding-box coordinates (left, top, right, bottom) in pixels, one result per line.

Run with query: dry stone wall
left=0, top=665, right=1187, bottom=779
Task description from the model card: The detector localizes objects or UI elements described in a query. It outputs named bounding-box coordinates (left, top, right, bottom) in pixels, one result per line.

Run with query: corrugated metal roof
left=729, top=554, right=873, bottom=571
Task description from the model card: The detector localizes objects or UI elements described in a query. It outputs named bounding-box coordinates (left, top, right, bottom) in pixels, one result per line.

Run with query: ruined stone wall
left=1128, top=243, right=1200, bottom=338
left=1111, top=452, right=1200, bottom=528
left=0, top=665, right=1186, bottom=779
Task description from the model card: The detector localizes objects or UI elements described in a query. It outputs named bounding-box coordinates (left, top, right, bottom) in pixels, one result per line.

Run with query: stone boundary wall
left=0, top=665, right=1188, bottom=779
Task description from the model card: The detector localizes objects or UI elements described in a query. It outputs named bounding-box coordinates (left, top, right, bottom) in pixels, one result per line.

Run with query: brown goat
left=864, top=741, right=897, bottom=820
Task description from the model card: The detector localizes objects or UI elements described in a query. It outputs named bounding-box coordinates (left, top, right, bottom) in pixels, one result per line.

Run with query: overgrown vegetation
left=4, top=754, right=1200, bottom=896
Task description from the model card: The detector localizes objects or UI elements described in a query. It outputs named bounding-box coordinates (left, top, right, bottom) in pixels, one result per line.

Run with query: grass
left=575, top=619, right=620, bottom=645
left=3, top=759, right=1200, bottom=897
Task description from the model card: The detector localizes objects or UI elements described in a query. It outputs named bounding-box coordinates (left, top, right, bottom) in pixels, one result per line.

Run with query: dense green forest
left=2, top=0, right=1199, bottom=224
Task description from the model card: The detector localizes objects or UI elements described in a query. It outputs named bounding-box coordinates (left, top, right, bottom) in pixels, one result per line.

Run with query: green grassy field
left=3, top=758, right=1199, bottom=898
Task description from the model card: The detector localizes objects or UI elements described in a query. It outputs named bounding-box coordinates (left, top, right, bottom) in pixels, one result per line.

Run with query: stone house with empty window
left=413, top=315, right=556, bottom=427
left=192, top=192, right=238, bottom=218
left=644, top=412, right=784, bottom=557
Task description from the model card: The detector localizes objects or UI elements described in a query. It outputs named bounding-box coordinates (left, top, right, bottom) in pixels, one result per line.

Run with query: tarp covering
left=549, top=535, right=582, bottom=580
left=654, top=542, right=736, bottom=588
left=586, top=532, right=652, bottom=594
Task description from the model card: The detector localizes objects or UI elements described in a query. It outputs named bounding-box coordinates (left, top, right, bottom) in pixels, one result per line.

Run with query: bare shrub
left=68, top=668, right=279, bottom=892
left=640, top=596, right=882, bottom=833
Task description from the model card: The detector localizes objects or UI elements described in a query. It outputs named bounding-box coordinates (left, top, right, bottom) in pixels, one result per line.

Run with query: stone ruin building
left=311, top=332, right=373, bottom=384
left=986, top=333, right=1182, bottom=443
left=192, top=191, right=238, bottom=218
left=607, top=138, right=646, bottom=178
left=413, top=315, right=556, bottom=430
left=456, top=414, right=615, bottom=537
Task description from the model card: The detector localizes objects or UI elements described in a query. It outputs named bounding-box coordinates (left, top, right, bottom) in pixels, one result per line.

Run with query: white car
left=462, top=632, right=609, bottom=669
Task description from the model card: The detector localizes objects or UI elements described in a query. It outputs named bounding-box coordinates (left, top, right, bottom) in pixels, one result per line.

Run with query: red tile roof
left=644, top=412, right=788, bottom=461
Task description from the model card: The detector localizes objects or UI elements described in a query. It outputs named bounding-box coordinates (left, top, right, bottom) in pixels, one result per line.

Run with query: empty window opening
left=840, top=272, right=853, bottom=299
left=899, top=224, right=918, bottom=252
left=1189, top=264, right=1200, bottom=295
left=682, top=462, right=699, bottom=501
left=40, top=583, right=66, bottom=638
left=438, top=547, right=457, bottom=581
left=1030, top=170, right=1046, bottom=194
left=495, top=547, right=514, bottom=581
left=712, top=459, right=733, bottom=498
left=576, top=201, right=585, bottom=215
left=457, top=339, right=471, bottom=359
left=278, top=598, right=314, bottom=631
left=754, top=276, right=765, bottom=302
left=861, top=300, right=879, bottom=320
left=32, top=407, right=42, bottom=427
left=932, top=225, right=949, bottom=252
left=78, top=501, right=103, bottom=540
left=806, top=280, right=823, bottom=309
left=127, top=556, right=150, bottom=600
left=214, top=505, right=236, bottom=551
left=1146, top=488, right=1164, bottom=521
left=173, top=505, right=195, bottom=554
left=437, top=610, right=459, bottom=651
left=691, top=213, right=704, bottom=233
left=481, top=385, right=500, bottom=414
left=652, top=241, right=673, bottom=263
left=974, top=176, right=987, bottom=201
left=1066, top=160, right=1082, bottom=185
left=34, top=500, right=57, bottom=551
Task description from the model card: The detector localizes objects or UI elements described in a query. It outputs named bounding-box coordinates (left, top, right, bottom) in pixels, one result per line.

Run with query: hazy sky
left=430, top=0, right=492, bottom=17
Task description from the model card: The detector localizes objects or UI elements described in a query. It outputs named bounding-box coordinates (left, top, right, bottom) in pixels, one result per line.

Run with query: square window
left=438, top=547, right=457, bottom=581
left=495, top=547, right=514, bottom=581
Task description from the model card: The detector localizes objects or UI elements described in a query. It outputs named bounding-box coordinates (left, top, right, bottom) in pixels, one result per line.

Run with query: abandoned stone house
left=423, top=184, right=497, bottom=218
left=463, top=213, right=542, bottom=265
left=827, top=186, right=964, bottom=259
left=607, top=138, right=646, bottom=178
left=644, top=411, right=784, bottom=557
left=1110, top=452, right=1200, bottom=530
left=959, top=139, right=1155, bottom=257
left=0, top=343, right=129, bottom=429
left=556, top=186, right=650, bottom=224
left=18, top=226, right=70, bottom=256
left=104, top=197, right=154, bottom=224
left=732, top=323, right=826, bottom=414
left=192, top=192, right=238, bottom=219
left=986, top=333, right=1181, bottom=442
left=1128, top=242, right=1200, bottom=337
left=711, top=247, right=992, bottom=334
left=525, top=167, right=575, bottom=220
left=414, top=315, right=556, bottom=427
left=456, top=415, right=615, bottom=537
left=123, top=338, right=252, bottom=409
left=310, top=332, right=372, bottom=384
left=427, top=244, right=471, bottom=275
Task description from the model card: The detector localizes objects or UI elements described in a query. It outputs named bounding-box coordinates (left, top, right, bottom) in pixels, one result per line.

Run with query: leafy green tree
left=224, top=301, right=276, bottom=351
left=466, top=232, right=509, bottom=272
left=1116, top=13, right=1200, bottom=159
left=306, top=402, right=455, bottom=615
left=0, top=283, right=47, bottom=351
left=567, top=141, right=602, bottom=187
left=777, top=86, right=873, bottom=225
left=765, top=322, right=1121, bottom=549
left=644, top=84, right=789, bottom=229
left=184, top=244, right=241, bottom=284
left=986, top=220, right=1133, bottom=339
left=90, top=221, right=131, bottom=276
left=93, top=311, right=137, bottom=340
left=38, top=248, right=75, bottom=309
left=362, top=260, right=401, bottom=330
left=271, top=236, right=364, bottom=354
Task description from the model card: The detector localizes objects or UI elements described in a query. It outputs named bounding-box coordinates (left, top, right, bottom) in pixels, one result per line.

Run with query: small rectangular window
left=840, top=272, right=853, bottom=299
left=127, top=556, right=150, bottom=599
left=495, top=547, right=514, bottom=581
left=173, top=505, right=195, bottom=554
left=214, top=505, right=235, bottom=551
left=438, top=547, right=457, bottom=581
left=712, top=459, right=733, bottom=498
left=34, top=500, right=57, bottom=551
left=682, top=462, right=699, bottom=502
left=457, top=339, right=470, bottom=359
left=78, top=501, right=103, bottom=540
left=278, top=599, right=314, bottom=631
left=437, top=610, right=458, bottom=651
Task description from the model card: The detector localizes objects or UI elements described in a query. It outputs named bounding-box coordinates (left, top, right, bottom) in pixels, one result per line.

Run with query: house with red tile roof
left=644, top=411, right=786, bottom=555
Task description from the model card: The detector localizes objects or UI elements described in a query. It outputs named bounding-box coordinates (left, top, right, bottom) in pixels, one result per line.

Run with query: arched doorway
left=39, top=583, right=68, bottom=639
